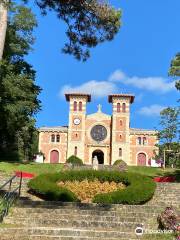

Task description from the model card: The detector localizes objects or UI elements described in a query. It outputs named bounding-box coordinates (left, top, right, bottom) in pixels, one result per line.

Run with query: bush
left=113, top=159, right=125, bottom=166
left=28, top=173, right=79, bottom=202
left=66, top=155, right=83, bottom=166
left=158, top=207, right=179, bottom=231
left=28, top=170, right=156, bottom=204
left=113, top=160, right=127, bottom=172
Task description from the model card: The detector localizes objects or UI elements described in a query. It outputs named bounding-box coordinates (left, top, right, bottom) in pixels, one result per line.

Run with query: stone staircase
left=0, top=176, right=179, bottom=240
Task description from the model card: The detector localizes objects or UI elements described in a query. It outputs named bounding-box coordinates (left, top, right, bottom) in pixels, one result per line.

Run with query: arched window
left=119, top=134, right=122, bottom=140
left=137, top=137, right=141, bottom=145
left=51, top=134, right=55, bottom=142
left=73, top=101, right=77, bottom=111
left=120, top=120, right=123, bottom=126
left=74, top=146, right=77, bottom=156
left=56, top=134, right=60, bottom=142
left=117, top=103, right=120, bottom=113
left=75, top=133, right=78, bottom=138
left=79, top=101, right=82, bottom=111
left=119, top=148, right=122, bottom=157
left=143, top=137, right=147, bottom=145
left=122, top=103, right=126, bottom=112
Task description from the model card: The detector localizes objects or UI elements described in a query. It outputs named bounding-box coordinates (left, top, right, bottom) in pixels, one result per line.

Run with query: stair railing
left=0, top=172, right=22, bottom=222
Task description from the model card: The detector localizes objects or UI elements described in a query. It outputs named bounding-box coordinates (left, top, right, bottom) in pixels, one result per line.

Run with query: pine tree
left=169, top=53, right=180, bottom=90
left=0, top=0, right=121, bottom=61
left=0, top=2, right=41, bottom=161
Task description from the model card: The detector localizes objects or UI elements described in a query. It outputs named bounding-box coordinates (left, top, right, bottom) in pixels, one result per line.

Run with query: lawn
left=0, top=161, right=63, bottom=175
left=127, top=166, right=178, bottom=177
left=0, top=161, right=179, bottom=179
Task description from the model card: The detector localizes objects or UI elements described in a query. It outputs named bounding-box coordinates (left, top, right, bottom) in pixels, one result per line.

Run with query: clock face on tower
left=73, top=118, right=81, bottom=125
left=90, top=125, right=107, bottom=142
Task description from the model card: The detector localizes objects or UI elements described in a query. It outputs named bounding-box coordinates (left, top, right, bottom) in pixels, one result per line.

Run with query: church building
left=38, top=93, right=158, bottom=166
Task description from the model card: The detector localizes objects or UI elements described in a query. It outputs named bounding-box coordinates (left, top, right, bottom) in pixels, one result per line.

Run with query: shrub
left=28, top=170, right=156, bottom=204
left=66, top=155, right=83, bottom=166
left=158, top=207, right=179, bottom=231
left=113, top=160, right=127, bottom=172
left=28, top=173, right=79, bottom=202
left=113, top=159, right=125, bottom=166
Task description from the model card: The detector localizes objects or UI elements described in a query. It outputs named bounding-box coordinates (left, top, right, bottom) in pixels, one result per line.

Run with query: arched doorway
left=50, top=150, right=59, bottom=163
left=137, top=152, right=146, bottom=166
left=92, top=150, right=104, bottom=164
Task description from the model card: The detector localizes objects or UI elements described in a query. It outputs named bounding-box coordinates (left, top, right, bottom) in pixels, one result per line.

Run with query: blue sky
left=26, top=0, right=180, bottom=130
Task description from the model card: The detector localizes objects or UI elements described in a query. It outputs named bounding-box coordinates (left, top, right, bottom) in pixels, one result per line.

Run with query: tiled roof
left=38, top=126, right=68, bottom=132
left=65, top=93, right=91, bottom=102
left=108, top=94, right=135, bottom=103
left=130, top=128, right=157, bottom=134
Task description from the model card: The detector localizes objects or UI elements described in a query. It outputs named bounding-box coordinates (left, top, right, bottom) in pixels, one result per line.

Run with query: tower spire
left=97, top=104, right=102, bottom=113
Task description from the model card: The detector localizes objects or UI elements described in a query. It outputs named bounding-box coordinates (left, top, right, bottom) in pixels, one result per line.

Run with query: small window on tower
left=74, top=146, right=77, bottom=156
left=119, top=148, right=122, bottom=157
left=119, top=134, right=122, bottom=140
left=122, top=103, right=126, bottom=112
left=120, top=120, right=123, bottom=126
left=56, top=134, right=60, bottom=142
left=79, top=102, right=82, bottom=111
left=137, top=137, right=141, bottom=145
left=117, top=103, right=120, bottom=113
left=51, top=134, right=55, bottom=142
left=143, top=137, right=147, bottom=145
left=73, top=101, right=77, bottom=111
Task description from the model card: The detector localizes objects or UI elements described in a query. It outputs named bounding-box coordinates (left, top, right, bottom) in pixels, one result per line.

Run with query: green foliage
left=155, top=142, right=180, bottom=168
left=158, top=107, right=179, bottom=145
left=169, top=53, right=180, bottom=91
left=169, top=53, right=180, bottom=77
left=113, top=159, right=125, bottom=166
left=28, top=170, right=156, bottom=204
left=28, top=173, right=78, bottom=201
left=66, top=155, right=83, bottom=166
left=30, top=0, right=121, bottom=61
left=113, top=159, right=127, bottom=171
left=0, top=2, right=41, bottom=161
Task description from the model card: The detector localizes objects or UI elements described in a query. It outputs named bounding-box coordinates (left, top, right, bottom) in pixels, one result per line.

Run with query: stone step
left=0, top=227, right=139, bottom=238
left=4, top=217, right=145, bottom=230
left=8, top=210, right=157, bottom=219
left=10, top=207, right=161, bottom=216
left=16, top=200, right=173, bottom=211
left=0, top=235, right=138, bottom=240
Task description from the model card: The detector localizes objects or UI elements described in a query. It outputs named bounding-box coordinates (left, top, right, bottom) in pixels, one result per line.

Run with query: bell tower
left=65, top=93, right=91, bottom=161
left=108, top=94, right=135, bottom=165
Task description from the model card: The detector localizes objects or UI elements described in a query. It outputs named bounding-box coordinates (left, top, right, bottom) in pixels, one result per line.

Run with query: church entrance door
left=92, top=150, right=104, bottom=164
left=137, top=152, right=146, bottom=166
left=50, top=150, right=59, bottom=163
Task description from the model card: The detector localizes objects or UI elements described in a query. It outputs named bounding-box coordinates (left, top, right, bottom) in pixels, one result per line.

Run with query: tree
left=0, top=2, right=41, bottom=161
left=0, top=0, right=8, bottom=60
left=158, top=107, right=179, bottom=148
left=169, top=52, right=180, bottom=91
left=0, top=0, right=121, bottom=61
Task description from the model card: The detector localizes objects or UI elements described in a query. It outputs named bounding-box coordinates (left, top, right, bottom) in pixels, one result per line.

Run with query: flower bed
left=58, top=179, right=126, bottom=203
left=28, top=170, right=156, bottom=204
left=15, top=171, right=35, bottom=179
left=154, top=176, right=176, bottom=182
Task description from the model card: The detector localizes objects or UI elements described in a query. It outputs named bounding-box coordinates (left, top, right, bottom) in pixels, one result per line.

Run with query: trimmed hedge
left=66, top=155, right=83, bottom=166
left=113, top=159, right=126, bottom=166
left=28, top=170, right=156, bottom=204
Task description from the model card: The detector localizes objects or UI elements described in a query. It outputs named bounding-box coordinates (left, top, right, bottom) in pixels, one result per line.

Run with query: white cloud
left=109, top=70, right=176, bottom=93
left=60, top=69, right=175, bottom=99
left=138, top=104, right=166, bottom=116
left=60, top=80, right=117, bottom=98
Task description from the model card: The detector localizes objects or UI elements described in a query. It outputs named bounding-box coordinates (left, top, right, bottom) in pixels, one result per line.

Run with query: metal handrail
left=0, top=172, right=22, bottom=222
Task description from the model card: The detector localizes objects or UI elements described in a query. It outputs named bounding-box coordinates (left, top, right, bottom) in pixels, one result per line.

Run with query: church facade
left=38, top=93, right=158, bottom=166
